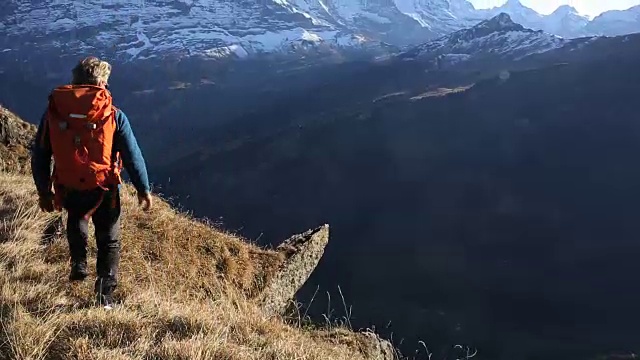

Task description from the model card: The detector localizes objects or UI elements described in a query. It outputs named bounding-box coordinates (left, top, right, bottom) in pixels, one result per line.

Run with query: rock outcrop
left=259, top=224, right=330, bottom=317
left=357, top=331, right=397, bottom=360
left=256, top=225, right=399, bottom=359
left=0, top=105, right=36, bottom=174
left=319, top=329, right=397, bottom=360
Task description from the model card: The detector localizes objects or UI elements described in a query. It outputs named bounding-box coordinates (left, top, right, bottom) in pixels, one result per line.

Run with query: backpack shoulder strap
left=111, top=105, right=120, bottom=130
left=38, top=117, right=49, bottom=148
left=39, top=93, right=56, bottom=148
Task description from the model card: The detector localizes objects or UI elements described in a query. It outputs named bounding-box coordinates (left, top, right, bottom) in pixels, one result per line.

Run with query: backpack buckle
left=58, top=121, right=68, bottom=130
left=74, top=135, right=81, bottom=145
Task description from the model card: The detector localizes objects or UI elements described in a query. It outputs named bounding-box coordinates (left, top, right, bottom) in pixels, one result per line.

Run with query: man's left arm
left=113, top=110, right=151, bottom=196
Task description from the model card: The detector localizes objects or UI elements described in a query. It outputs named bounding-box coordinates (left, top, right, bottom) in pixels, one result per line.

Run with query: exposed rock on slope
left=0, top=105, right=36, bottom=174
left=259, top=224, right=330, bottom=316
left=359, top=331, right=398, bottom=360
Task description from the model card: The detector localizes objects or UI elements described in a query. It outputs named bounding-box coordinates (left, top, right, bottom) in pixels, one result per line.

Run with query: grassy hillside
left=0, top=108, right=390, bottom=359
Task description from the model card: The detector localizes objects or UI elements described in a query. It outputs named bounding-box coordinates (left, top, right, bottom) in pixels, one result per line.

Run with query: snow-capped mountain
left=586, top=5, right=640, bottom=37
left=285, top=0, right=479, bottom=37
left=480, top=0, right=543, bottom=30
left=477, top=1, right=590, bottom=39
left=399, top=13, right=565, bottom=65
left=389, top=0, right=483, bottom=34
left=541, top=5, right=590, bottom=39
left=479, top=1, right=640, bottom=39
left=0, top=0, right=370, bottom=60
left=0, top=0, right=489, bottom=60
left=1, top=0, right=639, bottom=62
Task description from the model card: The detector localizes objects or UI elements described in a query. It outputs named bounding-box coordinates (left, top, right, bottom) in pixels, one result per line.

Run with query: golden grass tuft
left=0, top=171, right=373, bottom=360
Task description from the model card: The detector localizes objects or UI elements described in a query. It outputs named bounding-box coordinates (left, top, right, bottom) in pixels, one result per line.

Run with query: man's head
left=71, top=56, right=112, bottom=87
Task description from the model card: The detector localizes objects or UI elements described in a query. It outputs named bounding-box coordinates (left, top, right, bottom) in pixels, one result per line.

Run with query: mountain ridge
left=586, top=4, right=640, bottom=36
left=2, top=0, right=639, bottom=63
left=480, top=0, right=639, bottom=38
left=399, top=13, right=567, bottom=66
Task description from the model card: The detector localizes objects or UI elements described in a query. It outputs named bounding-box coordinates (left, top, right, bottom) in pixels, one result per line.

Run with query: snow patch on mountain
left=203, top=45, right=250, bottom=59
left=273, top=0, right=331, bottom=26
left=125, top=30, right=154, bottom=59
left=393, top=0, right=430, bottom=27
left=391, top=0, right=482, bottom=31
left=439, top=53, right=471, bottom=65
left=123, top=19, right=154, bottom=59
left=330, top=0, right=391, bottom=24
left=50, top=18, right=76, bottom=30
left=251, top=28, right=367, bottom=50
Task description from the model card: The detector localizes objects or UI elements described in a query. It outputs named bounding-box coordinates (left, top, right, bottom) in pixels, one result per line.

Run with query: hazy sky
left=469, top=0, right=640, bottom=17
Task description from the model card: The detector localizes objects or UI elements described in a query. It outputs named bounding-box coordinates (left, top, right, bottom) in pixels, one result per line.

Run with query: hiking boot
left=94, top=277, right=116, bottom=310
left=96, top=292, right=115, bottom=310
left=69, top=261, right=88, bottom=281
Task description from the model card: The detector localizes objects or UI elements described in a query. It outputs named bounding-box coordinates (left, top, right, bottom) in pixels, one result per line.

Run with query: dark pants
left=63, top=187, right=121, bottom=296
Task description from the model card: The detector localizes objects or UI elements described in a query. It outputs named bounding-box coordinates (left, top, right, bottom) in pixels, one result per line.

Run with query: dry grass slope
left=0, top=173, right=378, bottom=360
left=0, top=107, right=388, bottom=360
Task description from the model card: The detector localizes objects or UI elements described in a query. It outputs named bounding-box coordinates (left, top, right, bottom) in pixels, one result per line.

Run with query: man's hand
left=38, top=193, right=55, bottom=212
left=138, top=192, right=152, bottom=211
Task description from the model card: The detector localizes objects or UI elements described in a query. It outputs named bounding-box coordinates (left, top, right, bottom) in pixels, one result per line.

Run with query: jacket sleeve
left=114, top=110, right=151, bottom=194
left=30, top=112, right=53, bottom=196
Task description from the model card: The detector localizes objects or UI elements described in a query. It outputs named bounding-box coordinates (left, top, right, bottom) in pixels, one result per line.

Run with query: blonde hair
left=71, top=56, right=112, bottom=85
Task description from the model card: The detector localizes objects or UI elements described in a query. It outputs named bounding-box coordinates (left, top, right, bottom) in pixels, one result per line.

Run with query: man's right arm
left=31, top=113, right=53, bottom=196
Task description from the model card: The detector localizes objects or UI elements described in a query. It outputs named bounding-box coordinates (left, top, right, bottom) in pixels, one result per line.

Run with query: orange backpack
left=43, top=85, right=123, bottom=196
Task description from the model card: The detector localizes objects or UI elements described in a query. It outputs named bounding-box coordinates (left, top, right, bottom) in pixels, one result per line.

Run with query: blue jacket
left=31, top=109, right=151, bottom=196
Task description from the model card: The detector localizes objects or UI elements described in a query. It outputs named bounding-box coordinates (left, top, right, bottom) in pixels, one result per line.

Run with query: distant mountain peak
left=398, top=10, right=564, bottom=63
left=505, top=0, right=523, bottom=6
left=543, top=5, right=589, bottom=38
left=475, top=13, right=524, bottom=32
left=433, top=13, right=530, bottom=46
left=552, top=5, right=579, bottom=15
left=502, top=0, right=534, bottom=11
left=492, top=0, right=542, bottom=21
left=586, top=4, right=640, bottom=36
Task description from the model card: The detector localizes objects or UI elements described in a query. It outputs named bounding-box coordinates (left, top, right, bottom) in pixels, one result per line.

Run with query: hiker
left=31, top=56, right=152, bottom=309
